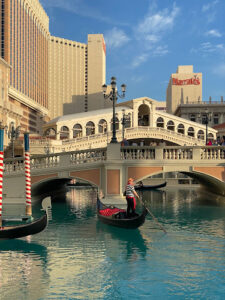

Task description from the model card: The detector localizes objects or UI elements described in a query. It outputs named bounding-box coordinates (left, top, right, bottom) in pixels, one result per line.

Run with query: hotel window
left=190, top=114, right=196, bottom=122
left=213, top=114, right=219, bottom=125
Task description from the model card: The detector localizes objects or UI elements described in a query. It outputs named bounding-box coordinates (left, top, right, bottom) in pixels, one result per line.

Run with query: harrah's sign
left=172, top=76, right=200, bottom=86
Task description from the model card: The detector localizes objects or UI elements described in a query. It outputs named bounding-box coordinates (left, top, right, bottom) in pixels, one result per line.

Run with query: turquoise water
left=0, top=187, right=225, bottom=299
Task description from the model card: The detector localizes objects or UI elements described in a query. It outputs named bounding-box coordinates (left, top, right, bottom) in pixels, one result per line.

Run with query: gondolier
left=126, top=178, right=140, bottom=217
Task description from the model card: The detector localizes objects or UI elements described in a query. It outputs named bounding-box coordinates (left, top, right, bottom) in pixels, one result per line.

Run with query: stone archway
left=138, top=104, right=150, bottom=126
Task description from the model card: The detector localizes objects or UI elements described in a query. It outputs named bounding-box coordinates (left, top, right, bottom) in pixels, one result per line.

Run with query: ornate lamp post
left=121, top=109, right=131, bottom=141
left=102, top=77, right=126, bottom=143
left=204, top=108, right=212, bottom=145
left=8, top=121, right=21, bottom=158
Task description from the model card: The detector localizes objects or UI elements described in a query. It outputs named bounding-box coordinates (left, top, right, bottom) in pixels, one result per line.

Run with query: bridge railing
left=121, top=146, right=155, bottom=160
left=70, top=148, right=107, bottom=164
left=3, top=146, right=225, bottom=175
left=3, top=148, right=107, bottom=174
left=121, top=146, right=225, bottom=161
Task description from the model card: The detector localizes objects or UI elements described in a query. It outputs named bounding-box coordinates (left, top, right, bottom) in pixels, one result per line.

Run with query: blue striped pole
left=24, top=133, right=32, bottom=216
left=0, top=126, right=4, bottom=226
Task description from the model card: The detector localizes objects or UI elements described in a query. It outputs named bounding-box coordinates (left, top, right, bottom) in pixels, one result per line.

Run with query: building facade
left=49, top=34, right=111, bottom=119
left=0, top=0, right=50, bottom=134
left=166, top=65, right=202, bottom=114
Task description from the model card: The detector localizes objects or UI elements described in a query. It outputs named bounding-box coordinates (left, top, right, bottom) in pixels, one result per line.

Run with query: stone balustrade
left=29, top=126, right=207, bottom=155
left=4, top=145, right=225, bottom=176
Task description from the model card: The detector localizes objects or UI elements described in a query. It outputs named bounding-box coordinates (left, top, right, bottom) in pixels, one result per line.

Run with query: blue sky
left=40, top=0, right=225, bottom=103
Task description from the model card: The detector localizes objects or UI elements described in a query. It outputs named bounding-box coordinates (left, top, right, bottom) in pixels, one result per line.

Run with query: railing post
left=107, top=143, right=121, bottom=160
left=59, top=153, right=71, bottom=167
left=155, top=147, right=164, bottom=160
left=192, top=147, right=201, bottom=161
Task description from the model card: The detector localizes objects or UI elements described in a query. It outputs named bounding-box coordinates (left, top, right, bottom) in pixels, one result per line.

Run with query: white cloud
left=40, top=0, right=126, bottom=25
left=212, top=63, right=225, bottom=76
left=202, top=0, right=219, bottom=12
left=152, top=45, right=169, bottom=56
left=129, top=4, right=179, bottom=68
left=136, top=4, right=180, bottom=46
left=191, top=42, right=225, bottom=55
left=205, top=29, right=222, bottom=38
left=104, top=28, right=130, bottom=49
left=131, top=54, right=149, bottom=68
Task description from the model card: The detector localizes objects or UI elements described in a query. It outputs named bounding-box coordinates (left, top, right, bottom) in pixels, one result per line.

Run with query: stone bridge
left=3, top=144, right=225, bottom=203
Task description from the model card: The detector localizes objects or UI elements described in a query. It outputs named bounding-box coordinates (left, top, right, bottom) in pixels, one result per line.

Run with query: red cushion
left=99, top=208, right=125, bottom=216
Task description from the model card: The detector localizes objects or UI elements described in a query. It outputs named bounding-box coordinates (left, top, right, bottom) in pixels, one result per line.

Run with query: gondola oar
left=139, top=196, right=167, bottom=234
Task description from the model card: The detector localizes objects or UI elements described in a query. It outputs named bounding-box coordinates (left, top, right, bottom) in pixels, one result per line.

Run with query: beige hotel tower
left=49, top=34, right=110, bottom=119
left=166, top=65, right=202, bottom=114
left=0, top=0, right=108, bottom=138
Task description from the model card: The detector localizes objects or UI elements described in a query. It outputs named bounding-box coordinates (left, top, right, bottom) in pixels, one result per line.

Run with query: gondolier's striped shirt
left=126, top=184, right=135, bottom=197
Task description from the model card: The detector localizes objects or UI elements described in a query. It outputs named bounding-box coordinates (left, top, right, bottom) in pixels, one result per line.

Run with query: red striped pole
left=24, top=133, right=32, bottom=216
left=0, top=126, right=4, bottom=227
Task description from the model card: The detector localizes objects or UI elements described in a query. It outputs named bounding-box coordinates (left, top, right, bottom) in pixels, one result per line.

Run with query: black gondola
left=97, top=197, right=148, bottom=229
left=0, top=213, right=48, bottom=240
left=135, top=181, right=167, bottom=191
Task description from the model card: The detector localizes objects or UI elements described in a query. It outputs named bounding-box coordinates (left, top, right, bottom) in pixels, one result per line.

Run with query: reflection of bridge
left=3, top=144, right=225, bottom=203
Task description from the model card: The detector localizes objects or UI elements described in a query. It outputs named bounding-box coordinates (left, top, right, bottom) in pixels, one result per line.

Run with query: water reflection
left=0, top=239, right=49, bottom=299
left=96, top=223, right=149, bottom=259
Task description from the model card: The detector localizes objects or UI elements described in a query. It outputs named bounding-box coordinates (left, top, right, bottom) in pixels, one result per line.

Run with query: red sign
left=172, top=77, right=200, bottom=85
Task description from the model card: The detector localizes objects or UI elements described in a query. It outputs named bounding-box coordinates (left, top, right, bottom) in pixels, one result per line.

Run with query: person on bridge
left=125, top=178, right=140, bottom=218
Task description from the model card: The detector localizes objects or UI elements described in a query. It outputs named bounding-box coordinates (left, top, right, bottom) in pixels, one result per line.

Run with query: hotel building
left=0, top=0, right=49, bottom=135
left=49, top=34, right=111, bottom=119
left=166, top=65, right=202, bottom=114
left=0, top=0, right=108, bottom=147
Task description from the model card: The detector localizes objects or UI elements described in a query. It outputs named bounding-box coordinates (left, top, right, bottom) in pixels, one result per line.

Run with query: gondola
left=135, top=181, right=167, bottom=191
left=0, top=213, right=48, bottom=240
left=97, top=196, right=148, bottom=229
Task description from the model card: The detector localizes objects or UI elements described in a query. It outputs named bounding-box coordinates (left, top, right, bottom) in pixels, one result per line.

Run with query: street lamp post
left=102, top=77, right=126, bottom=143
left=204, top=108, right=212, bottom=145
left=8, top=122, right=21, bottom=158
left=121, top=109, right=131, bottom=141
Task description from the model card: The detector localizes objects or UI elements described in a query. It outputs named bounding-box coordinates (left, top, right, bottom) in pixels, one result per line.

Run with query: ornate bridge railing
left=121, top=146, right=225, bottom=161
left=3, top=148, right=107, bottom=175
left=3, top=146, right=225, bottom=176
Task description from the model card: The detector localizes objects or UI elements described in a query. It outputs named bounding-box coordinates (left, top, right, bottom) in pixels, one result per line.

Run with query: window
left=213, top=114, right=219, bottom=125
left=156, top=117, right=164, bottom=128
left=187, top=127, right=195, bottom=137
left=167, top=120, right=175, bottom=131
left=190, top=114, right=196, bottom=122
left=177, top=124, right=185, bottom=134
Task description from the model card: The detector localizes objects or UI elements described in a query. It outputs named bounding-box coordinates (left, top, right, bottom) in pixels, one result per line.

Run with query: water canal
left=0, top=187, right=225, bottom=299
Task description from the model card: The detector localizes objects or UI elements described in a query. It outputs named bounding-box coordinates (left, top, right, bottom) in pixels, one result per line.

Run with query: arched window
left=123, top=114, right=131, bottom=128
left=138, top=104, right=150, bottom=126
left=98, top=119, right=107, bottom=133
left=110, top=117, right=119, bottom=131
left=44, top=128, right=56, bottom=138
left=177, top=124, right=185, bottom=134
left=197, top=130, right=204, bottom=140
left=86, top=121, right=95, bottom=136
left=156, top=117, right=164, bottom=128
left=187, top=127, right=195, bottom=137
left=60, top=126, right=69, bottom=139
left=167, top=120, right=175, bottom=131
left=73, top=124, right=82, bottom=138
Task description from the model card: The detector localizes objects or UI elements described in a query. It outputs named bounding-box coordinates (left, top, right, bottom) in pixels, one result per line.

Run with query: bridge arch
left=138, top=104, right=150, bottom=126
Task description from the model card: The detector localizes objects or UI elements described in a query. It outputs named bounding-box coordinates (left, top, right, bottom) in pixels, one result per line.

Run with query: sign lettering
left=172, top=77, right=200, bottom=85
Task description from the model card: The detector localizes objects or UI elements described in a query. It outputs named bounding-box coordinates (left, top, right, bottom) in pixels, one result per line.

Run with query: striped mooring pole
left=24, top=132, right=32, bottom=216
left=0, top=126, right=4, bottom=227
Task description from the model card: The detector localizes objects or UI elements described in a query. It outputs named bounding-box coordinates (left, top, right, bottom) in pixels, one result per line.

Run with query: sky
left=39, top=0, right=225, bottom=103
